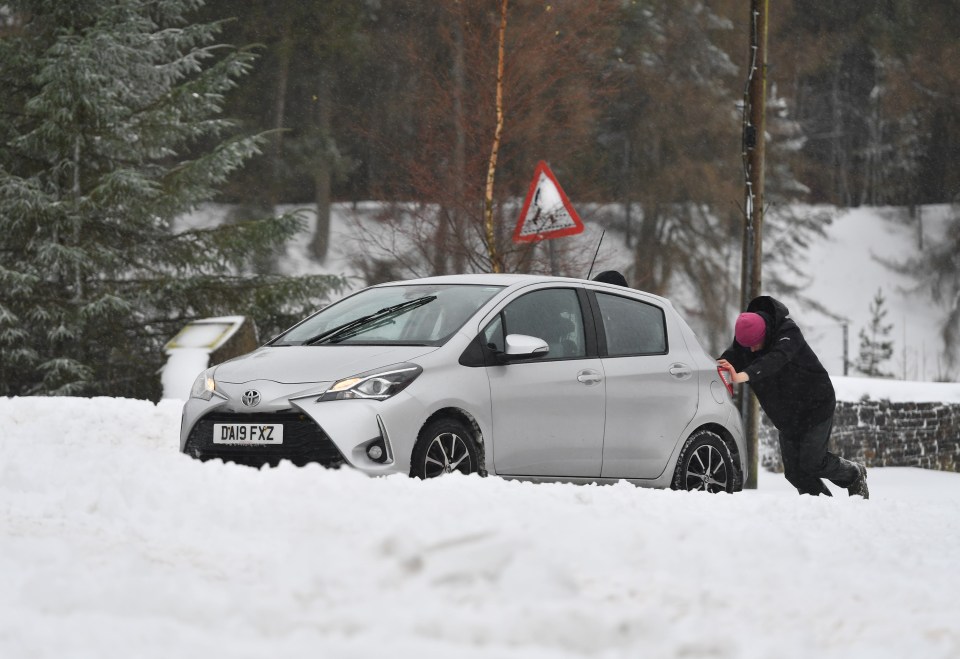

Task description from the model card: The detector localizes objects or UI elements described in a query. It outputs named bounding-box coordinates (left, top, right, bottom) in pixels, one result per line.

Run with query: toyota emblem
left=241, top=390, right=261, bottom=407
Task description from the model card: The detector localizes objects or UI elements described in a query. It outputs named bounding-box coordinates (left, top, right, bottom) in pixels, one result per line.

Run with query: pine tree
left=854, top=289, right=895, bottom=378
left=0, top=0, right=343, bottom=399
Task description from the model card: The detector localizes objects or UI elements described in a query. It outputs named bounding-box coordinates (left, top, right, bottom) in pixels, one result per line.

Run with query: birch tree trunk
left=483, top=0, right=508, bottom=273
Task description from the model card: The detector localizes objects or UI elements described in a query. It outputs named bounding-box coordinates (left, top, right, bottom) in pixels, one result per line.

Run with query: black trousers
left=778, top=415, right=860, bottom=496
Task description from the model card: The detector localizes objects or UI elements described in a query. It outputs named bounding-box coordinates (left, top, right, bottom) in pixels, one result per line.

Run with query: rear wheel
left=672, top=430, right=736, bottom=493
left=410, top=417, right=480, bottom=479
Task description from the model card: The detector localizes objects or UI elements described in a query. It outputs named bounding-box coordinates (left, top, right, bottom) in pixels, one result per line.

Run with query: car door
left=484, top=287, right=605, bottom=478
left=591, top=290, right=699, bottom=479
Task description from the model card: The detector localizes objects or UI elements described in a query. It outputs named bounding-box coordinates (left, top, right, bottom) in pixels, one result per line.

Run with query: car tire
left=671, top=429, right=736, bottom=493
left=410, top=417, right=480, bottom=479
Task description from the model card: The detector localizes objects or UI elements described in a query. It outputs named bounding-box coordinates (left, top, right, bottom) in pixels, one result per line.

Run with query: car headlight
left=190, top=368, right=218, bottom=401
left=320, top=363, right=422, bottom=402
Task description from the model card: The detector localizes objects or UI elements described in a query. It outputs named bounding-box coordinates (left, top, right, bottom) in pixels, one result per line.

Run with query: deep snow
left=2, top=396, right=959, bottom=659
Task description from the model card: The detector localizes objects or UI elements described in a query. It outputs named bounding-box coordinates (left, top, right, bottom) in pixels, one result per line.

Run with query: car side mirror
left=501, top=334, right=549, bottom=361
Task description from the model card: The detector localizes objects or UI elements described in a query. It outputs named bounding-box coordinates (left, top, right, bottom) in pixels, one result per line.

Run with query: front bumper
left=179, top=356, right=492, bottom=475
left=182, top=408, right=346, bottom=469
left=179, top=382, right=435, bottom=475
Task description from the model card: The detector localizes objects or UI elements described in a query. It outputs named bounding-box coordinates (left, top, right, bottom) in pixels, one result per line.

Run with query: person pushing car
left=718, top=296, right=869, bottom=498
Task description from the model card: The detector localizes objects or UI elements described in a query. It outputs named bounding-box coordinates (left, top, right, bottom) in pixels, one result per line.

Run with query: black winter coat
left=720, top=296, right=835, bottom=433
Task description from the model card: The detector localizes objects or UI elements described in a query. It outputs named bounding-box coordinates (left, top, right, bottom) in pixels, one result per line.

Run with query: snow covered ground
left=2, top=396, right=959, bottom=659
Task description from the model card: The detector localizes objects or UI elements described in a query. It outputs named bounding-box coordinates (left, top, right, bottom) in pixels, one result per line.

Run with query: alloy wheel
left=685, top=444, right=729, bottom=493
left=423, top=431, right=473, bottom=478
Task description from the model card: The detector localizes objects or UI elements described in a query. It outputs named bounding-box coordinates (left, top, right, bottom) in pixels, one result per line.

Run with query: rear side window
left=595, top=293, right=667, bottom=356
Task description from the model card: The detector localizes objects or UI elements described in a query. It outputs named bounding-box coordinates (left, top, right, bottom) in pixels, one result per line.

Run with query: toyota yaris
left=180, top=274, right=745, bottom=492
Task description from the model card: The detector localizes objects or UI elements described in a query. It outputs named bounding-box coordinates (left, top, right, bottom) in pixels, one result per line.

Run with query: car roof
left=373, top=273, right=673, bottom=306
left=381, top=273, right=557, bottom=287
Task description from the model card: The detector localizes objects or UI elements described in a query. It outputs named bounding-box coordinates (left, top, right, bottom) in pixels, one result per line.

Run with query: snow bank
left=2, top=396, right=959, bottom=659
left=832, top=375, right=960, bottom=403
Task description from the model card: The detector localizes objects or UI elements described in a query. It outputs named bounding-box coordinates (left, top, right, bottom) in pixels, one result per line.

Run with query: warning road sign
left=512, top=161, right=585, bottom=243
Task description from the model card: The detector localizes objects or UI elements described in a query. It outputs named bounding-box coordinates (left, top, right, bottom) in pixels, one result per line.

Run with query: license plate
left=213, top=423, right=283, bottom=445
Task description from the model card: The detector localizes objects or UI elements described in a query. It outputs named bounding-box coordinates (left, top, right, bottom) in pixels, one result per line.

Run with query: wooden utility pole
left=740, top=0, right=768, bottom=489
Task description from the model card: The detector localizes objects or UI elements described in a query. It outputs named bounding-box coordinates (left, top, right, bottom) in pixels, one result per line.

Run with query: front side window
left=595, top=292, right=667, bottom=356
left=491, top=288, right=586, bottom=359
left=273, top=284, right=503, bottom=346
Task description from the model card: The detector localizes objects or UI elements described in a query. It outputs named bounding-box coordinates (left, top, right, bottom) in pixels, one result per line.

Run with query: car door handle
left=577, top=369, right=603, bottom=385
left=668, top=363, right=692, bottom=379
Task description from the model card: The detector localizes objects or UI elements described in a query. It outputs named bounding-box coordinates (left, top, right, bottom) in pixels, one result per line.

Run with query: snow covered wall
left=762, top=399, right=960, bottom=473
left=761, top=377, right=960, bottom=472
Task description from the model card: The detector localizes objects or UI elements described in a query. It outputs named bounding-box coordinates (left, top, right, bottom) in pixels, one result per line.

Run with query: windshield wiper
left=304, top=295, right=437, bottom=345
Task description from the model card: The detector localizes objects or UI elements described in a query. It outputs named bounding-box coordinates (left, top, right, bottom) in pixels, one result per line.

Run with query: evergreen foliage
left=774, top=0, right=959, bottom=206
left=0, top=0, right=344, bottom=399
left=854, top=289, right=895, bottom=378
left=191, top=0, right=960, bottom=210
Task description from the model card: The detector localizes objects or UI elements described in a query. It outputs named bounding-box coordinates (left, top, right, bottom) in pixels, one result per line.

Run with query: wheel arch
left=420, top=407, right=488, bottom=476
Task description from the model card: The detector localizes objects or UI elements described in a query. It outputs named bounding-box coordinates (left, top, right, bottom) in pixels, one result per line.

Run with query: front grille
left=184, top=409, right=345, bottom=469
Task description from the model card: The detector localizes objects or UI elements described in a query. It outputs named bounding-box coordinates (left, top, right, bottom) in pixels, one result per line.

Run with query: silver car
left=180, top=274, right=745, bottom=492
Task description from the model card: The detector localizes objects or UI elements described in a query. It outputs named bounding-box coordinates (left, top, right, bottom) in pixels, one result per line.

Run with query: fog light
left=367, top=444, right=384, bottom=461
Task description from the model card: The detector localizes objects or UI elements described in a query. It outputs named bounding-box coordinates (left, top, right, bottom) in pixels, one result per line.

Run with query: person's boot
left=847, top=463, right=869, bottom=499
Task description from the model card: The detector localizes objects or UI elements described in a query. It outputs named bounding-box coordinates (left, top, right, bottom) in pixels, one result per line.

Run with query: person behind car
left=717, top=296, right=869, bottom=498
left=592, top=270, right=629, bottom=287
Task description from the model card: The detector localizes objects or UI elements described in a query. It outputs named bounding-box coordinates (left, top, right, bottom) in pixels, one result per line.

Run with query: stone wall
left=760, top=400, right=960, bottom=472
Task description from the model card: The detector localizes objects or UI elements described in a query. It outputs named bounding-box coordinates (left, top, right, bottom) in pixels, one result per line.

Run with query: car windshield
left=272, top=284, right=504, bottom=346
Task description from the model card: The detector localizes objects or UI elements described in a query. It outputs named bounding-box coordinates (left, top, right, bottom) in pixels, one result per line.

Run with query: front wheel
left=671, top=430, right=736, bottom=493
left=409, top=417, right=480, bottom=479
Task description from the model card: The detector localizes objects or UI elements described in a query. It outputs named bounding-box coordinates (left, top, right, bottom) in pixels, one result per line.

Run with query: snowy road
left=2, top=397, right=959, bottom=659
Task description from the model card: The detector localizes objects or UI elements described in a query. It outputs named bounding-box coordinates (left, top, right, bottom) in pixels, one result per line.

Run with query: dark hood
left=746, top=296, right=791, bottom=333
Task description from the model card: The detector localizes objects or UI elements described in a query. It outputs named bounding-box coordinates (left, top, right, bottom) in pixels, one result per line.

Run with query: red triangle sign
left=512, top=161, right=585, bottom=243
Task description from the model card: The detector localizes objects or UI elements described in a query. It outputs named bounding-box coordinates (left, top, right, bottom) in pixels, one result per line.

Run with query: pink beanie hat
left=735, top=312, right=766, bottom=347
